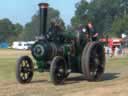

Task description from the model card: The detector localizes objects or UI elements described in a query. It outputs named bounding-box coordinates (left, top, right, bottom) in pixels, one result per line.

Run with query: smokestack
left=38, top=3, right=49, bottom=37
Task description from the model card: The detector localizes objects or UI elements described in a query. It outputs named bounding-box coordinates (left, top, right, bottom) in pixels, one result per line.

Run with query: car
left=12, top=41, right=29, bottom=50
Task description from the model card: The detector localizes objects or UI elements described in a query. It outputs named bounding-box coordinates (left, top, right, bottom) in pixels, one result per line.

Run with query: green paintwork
left=36, top=61, right=45, bottom=72
left=31, top=30, right=90, bottom=73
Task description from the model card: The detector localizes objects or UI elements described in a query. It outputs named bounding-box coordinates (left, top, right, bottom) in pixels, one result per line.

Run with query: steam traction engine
left=16, top=3, right=105, bottom=85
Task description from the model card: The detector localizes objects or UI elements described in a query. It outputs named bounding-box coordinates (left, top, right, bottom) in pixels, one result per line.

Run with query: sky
left=0, top=0, right=82, bottom=26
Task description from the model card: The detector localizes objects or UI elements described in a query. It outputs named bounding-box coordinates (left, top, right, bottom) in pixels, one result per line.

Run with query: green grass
left=0, top=57, right=16, bottom=80
left=0, top=49, right=128, bottom=81
left=106, top=56, right=128, bottom=69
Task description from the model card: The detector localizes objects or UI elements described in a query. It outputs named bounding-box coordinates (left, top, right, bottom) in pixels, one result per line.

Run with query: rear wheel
left=81, top=42, right=91, bottom=76
left=16, top=56, right=34, bottom=84
left=81, top=42, right=105, bottom=81
left=50, top=56, right=67, bottom=85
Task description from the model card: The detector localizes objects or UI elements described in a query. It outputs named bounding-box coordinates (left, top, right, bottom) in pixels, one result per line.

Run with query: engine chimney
left=38, top=3, right=49, bottom=37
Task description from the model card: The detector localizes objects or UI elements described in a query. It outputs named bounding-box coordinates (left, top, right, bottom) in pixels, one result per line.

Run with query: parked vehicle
left=12, top=41, right=35, bottom=50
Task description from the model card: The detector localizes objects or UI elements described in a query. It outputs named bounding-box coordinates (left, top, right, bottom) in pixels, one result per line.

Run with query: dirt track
left=0, top=67, right=128, bottom=96
left=0, top=50, right=128, bottom=96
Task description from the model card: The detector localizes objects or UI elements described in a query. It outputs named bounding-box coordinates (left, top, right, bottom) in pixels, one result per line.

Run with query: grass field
left=0, top=49, right=128, bottom=96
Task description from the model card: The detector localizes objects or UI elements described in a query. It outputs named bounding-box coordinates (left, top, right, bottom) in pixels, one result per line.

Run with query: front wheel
left=50, top=56, right=67, bottom=85
left=16, top=56, right=34, bottom=84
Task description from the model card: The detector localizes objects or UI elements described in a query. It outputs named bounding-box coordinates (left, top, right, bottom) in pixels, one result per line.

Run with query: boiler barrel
left=31, top=40, right=58, bottom=61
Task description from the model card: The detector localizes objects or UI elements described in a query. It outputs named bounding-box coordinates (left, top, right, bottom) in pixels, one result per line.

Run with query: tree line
left=0, top=7, right=64, bottom=43
left=0, top=18, right=23, bottom=43
left=71, top=0, right=128, bottom=37
left=1, top=0, right=128, bottom=43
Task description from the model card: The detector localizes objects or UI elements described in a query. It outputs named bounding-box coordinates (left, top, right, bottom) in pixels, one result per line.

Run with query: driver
left=86, top=22, right=98, bottom=41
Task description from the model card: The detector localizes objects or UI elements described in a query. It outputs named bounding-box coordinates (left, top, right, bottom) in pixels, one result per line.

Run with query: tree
left=0, top=18, right=23, bottom=43
left=71, top=0, right=89, bottom=28
left=14, top=23, right=23, bottom=35
left=19, top=7, right=65, bottom=41
left=0, top=18, right=15, bottom=42
left=112, top=15, right=128, bottom=37
left=71, top=0, right=128, bottom=37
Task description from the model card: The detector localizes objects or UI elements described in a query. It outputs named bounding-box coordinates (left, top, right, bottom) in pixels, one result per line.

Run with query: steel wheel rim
left=54, top=60, right=66, bottom=82
left=19, top=59, right=33, bottom=81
